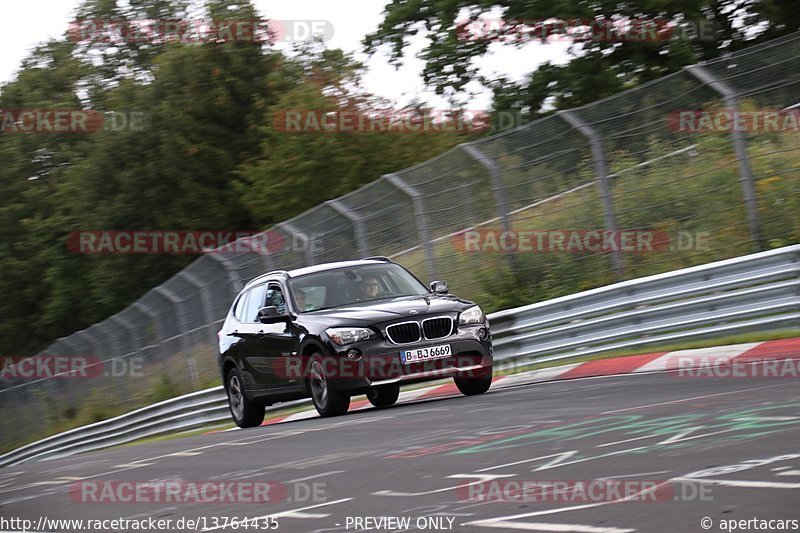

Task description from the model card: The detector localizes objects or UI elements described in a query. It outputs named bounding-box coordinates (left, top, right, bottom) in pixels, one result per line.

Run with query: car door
left=233, top=283, right=271, bottom=391
left=254, top=283, right=302, bottom=393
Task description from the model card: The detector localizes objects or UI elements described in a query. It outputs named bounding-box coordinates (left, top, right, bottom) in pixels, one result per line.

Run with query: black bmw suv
left=218, top=258, right=493, bottom=427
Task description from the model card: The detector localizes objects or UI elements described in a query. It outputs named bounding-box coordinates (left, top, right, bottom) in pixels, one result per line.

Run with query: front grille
left=386, top=322, right=421, bottom=344
left=422, top=317, right=453, bottom=339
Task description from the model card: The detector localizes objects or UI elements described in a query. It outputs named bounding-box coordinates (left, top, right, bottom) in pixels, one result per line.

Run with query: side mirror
left=430, top=280, right=448, bottom=294
left=257, top=306, right=287, bottom=323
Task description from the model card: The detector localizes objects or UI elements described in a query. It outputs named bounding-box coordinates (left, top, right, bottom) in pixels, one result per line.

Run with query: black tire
left=226, top=367, right=265, bottom=428
left=454, top=367, right=493, bottom=396
left=308, top=356, right=350, bottom=417
left=366, top=384, right=400, bottom=408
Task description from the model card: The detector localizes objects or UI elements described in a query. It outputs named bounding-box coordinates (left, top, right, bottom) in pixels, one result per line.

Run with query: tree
left=365, top=0, right=800, bottom=116
left=235, top=45, right=480, bottom=228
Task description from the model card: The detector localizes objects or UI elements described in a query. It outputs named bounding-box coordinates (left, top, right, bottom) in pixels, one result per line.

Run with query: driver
left=294, top=289, right=307, bottom=311
left=360, top=276, right=381, bottom=300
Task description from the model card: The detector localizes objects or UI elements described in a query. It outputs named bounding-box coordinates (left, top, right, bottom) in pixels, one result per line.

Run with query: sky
left=0, top=0, right=571, bottom=110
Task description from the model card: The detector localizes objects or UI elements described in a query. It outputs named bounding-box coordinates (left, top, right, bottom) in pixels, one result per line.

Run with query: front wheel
left=454, top=367, right=493, bottom=396
left=367, top=384, right=400, bottom=408
left=226, top=367, right=265, bottom=428
left=308, top=356, right=350, bottom=417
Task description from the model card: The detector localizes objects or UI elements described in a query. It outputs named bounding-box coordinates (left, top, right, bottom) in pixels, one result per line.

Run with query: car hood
left=302, top=294, right=473, bottom=326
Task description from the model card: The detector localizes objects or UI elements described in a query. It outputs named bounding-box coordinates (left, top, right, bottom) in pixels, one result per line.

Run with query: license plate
left=401, top=344, right=452, bottom=364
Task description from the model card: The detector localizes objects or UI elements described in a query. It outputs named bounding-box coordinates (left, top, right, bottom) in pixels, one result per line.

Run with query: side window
left=266, top=284, right=286, bottom=314
left=233, top=291, right=249, bottom=321
left=243, top=284, right=267, bottom=323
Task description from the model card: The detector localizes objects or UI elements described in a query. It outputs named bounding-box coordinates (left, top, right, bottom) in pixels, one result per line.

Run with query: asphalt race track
left=2, top=367, right=799, bottom=533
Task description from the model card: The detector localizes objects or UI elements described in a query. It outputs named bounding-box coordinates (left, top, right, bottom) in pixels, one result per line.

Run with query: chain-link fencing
left=2, top=31, right=799, bottom=452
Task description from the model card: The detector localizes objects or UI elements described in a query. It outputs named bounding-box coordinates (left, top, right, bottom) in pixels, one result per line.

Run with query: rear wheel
left=226, top=367, right=265, bottom=428
left=308, top=356, right=350, bottom=417
left=454, top=366, right=493, bottom=396
left=367, top=384, right=400, bottom=408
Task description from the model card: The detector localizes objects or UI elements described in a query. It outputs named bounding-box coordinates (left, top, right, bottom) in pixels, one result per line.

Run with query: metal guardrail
left=0, top=388, right=310, bottom=468
left=490, top=244, right=800, bottom=365
left=1, top=245, right=798, bottom=468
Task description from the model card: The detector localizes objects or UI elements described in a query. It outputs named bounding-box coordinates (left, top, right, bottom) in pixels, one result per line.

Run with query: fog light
left=478, top=328, right=488, bottom=340
left=347, top=349, right=363, bottom=360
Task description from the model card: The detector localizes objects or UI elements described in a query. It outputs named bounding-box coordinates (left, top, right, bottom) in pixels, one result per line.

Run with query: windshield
left=287, top=263, right=429, bottom=312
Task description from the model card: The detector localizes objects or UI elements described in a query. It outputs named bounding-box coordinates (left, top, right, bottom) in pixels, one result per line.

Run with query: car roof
left=243, top=259, right=392, bottom=290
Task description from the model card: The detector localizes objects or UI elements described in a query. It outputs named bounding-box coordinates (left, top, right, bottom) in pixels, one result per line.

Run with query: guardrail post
left=384, top=173, right=437, bottom=281
left=278, top=221, right=315, bottom=266
left=326, top=199, right=370, bottom=257
left=154, top=286, right=200, bottom=390
left=685, top=64, right=764, bottom=251
left=558, top=110, right=624, bottom=279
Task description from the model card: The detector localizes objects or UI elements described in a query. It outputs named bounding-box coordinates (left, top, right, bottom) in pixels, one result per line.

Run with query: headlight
left=325, top=327, right=374, bottom=345
left=458, top=305, right=485, bottom=325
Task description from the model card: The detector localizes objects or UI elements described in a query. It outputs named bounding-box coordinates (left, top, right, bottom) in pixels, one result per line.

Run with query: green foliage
left=235, top=45, right=478, bottom=227
left=366, top=0, right=800, bottom=114
left=0, top=0, right=476, bottom=357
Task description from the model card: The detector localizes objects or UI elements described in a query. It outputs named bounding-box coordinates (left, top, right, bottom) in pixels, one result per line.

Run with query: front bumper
left=329, top=329, right=493, bottom=393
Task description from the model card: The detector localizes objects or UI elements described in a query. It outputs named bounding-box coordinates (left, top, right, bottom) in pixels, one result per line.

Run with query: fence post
left=58, top=335, right=83, bottom=357
left=685, top=64, right=764, bottom=251
left=154, top=286, right=200, bottom=390
left=460, top=143, right=515, bottom=270
left=110, top=314, right=139, bottom=398
left=558, top=110, right=624, bottom=279
left=110, top=314, right=139, bottom=357
left=384, top=173, right=437, bottom=281
left=278, top=221, right=315, bottom=266
left=326, top=199, right=370, bottom=257
left=131, top=301, right=164, bottom=366
left=75, top=329, right=104, bottom=379
left=179, top=271, right=220, bottom=346
left=94, top=321, right=124, bottom=360
left=206, top=253, right=244, bottom=298
left=256, top=230, right=274, bottom=271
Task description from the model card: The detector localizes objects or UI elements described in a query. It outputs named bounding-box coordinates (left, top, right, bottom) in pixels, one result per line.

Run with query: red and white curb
left=212, top=337, right=800, bottom=432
